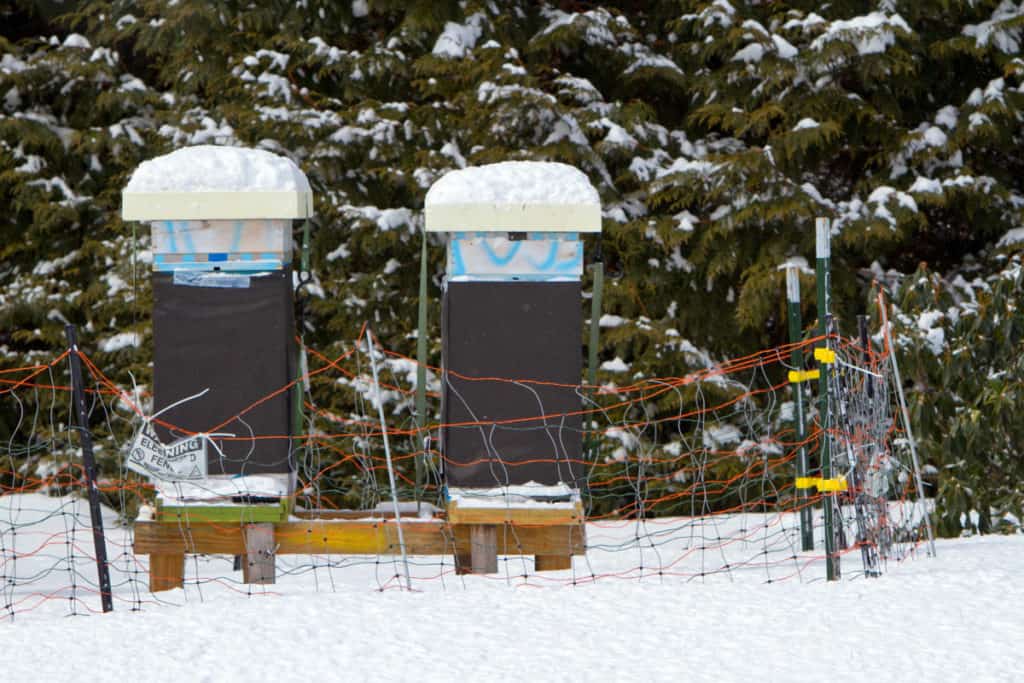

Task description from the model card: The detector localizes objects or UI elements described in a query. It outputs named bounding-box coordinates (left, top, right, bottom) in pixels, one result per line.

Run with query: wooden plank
left=149, top=553, right=184, bottom=592
left=275, top=520, right=452, bottom=555
left=292, top=505, right=443, bottom=521
left=535, top=554, right=572, bottom=571
left=136, top=521, right=248, bottom=555
left=455, top=523, right=586, bottom=557
left=454, top=552, right=472, bottom=575
left=133, top=520, right=587, bottom=557
left=157, top=501, right=287, bottom=524
left=469, top=525, right=497, bottom=574
left=242, top=523, right=276, bottom=585
left=447, top=501, right=582, bottom=526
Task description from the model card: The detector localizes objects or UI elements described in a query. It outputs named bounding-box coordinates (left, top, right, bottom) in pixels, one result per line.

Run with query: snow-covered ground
left=3, top=493, right=1022, bottom=681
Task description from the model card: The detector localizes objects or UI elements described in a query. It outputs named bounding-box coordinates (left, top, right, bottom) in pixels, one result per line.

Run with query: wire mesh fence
left=1, top=324, right=933, bottom=620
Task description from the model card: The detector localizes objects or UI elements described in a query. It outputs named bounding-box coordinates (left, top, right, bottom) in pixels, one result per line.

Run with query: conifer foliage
left=2, top=1, right=1022, bottom=533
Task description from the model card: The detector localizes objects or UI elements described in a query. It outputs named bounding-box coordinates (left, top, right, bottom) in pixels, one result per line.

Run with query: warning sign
left=127, top=421, right=208, bottom=481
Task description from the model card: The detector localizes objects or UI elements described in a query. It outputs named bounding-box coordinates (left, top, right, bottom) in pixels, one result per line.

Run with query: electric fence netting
left=0, top=314, right=934, bottom=620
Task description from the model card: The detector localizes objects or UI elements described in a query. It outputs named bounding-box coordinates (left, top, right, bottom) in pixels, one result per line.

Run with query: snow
left=432, top=13, right=485, bottom=58
left=447, top=482, right=578, bottom=508
left=922, top=125, right=947, bottom=147
left=909, top=177, right=942, bottom=195
left=99, top=332, right=140, bottom=353
left=125, top=145, right=310, bottom=193
left=783, top=12, right=826, bottom=32
left=732, top=43, right=765, bottom=63
left=963, top=0, right=1024, bottom=54
left=810, top=12, right=912, bottom=56
left=600, top=119, right=638, bottom=149
left=425, top=161, right=599, bottom=207
left=934, top=105, right=958, bottom=130
left=156, top=475, right=290, bottom=504
left=703, top=424, right=741, bottom=448
left=969, top=112, right=991, bottom=130
left=620, top=43, right=684, bottom=77
left=539, top=9, right=619, bottom=47
left=868, top=186, right=918, bottom=219
left=997, top=228, right=1024, bottom=247
left=1, top=54, right=28, bottom=75
left=917, top=310, right=946, bottom=355
left=599, top=314, right=626, bottom=328
left=772, top=34, right=798, bottom=59
left=4, top=490, right=1023, bottom=681
left=793, top=118, right=819, bottom=131
left=61, top=33, right=91, bottom=49
left=600, top=357, right=630, bottom=372
left=674, top=210, right=698, bottom=232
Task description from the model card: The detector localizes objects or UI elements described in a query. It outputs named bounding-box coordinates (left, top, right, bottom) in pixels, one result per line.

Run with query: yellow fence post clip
left=788, top=369, right=821, bottom=384
left=817, top=477, right=847, bottom=492
left=813, top=347, right=836, bottom=364
left=794, top=476, right=848, bottom=492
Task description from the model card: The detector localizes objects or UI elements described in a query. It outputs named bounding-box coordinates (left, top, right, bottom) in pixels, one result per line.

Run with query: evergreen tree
left=2, top=1, right=1022, bottom=531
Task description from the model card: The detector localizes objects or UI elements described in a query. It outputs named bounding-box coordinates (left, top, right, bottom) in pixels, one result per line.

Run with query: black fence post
left=64, top=325, right=114, bottom=613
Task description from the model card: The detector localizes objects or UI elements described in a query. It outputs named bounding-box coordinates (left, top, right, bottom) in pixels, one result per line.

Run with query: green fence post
left=293, top=219, right=311, bottom=474
left=785, top=265, right=814, bottom=552
left=415, top=232, right=429, bottom=510
left=816, top=217, right=840, bottom=581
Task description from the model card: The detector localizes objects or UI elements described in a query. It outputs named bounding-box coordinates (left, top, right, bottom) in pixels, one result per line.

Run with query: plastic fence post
left=786, top=267, right=814, bottom=552
left=878, top=294, right=937, bottom=557
left=366, top=329, right=412, bottom=590
left=64, top=325, right=114, bottom=613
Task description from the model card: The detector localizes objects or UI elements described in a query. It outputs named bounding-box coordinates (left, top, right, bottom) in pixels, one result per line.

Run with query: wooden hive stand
left=446, top=487, right=585, bottom=575
left=135, top=496, right=587, bottom=591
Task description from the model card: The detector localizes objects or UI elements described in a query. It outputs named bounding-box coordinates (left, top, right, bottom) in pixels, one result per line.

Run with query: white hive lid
left=122, top=145, right=314, bottom=221
left=424, top=161, right=601, bottom=233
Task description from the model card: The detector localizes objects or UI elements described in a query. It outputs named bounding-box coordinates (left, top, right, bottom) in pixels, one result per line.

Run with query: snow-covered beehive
left=122, top=145, right=314, bottom=479
left=425, top=161, right=601, bottom=489
left=124, top=145, right=313, bottom=271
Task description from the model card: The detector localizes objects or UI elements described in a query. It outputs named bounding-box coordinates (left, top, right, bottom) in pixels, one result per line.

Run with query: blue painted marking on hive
left=165, top=221, right=178, bottom=252
left=230, top=222, right=243, bottom=252
left=526, top=241, right=559, bottom=270
left=556, top=245, right=584, bottom=271
left=182, top=221, right=196, bottom=253
left=450, top=240, right=466, bottom=276
left=480, top=239, right=521, bottom=265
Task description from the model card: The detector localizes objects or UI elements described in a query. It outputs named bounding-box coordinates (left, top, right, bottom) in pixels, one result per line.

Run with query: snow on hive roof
left=122, top=145, right=313, bottom=221
left=424, top=161, right=601, bottom=233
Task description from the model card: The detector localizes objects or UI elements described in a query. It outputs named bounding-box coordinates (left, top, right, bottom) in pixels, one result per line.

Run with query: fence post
left=785, top=266, right=814, bottom=552
left=415, top=233, right=429, bottom=511
left=815, top=218, right=840, bottom=581
left=586, top=249, right=604, bottom=472
left=366, top=329, right=412, bottom=590
left=877, top=293, right=937, bottom=557
left=293, top=219, right=312, bottom=479
left=64, top=325, right=114, bottom=612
